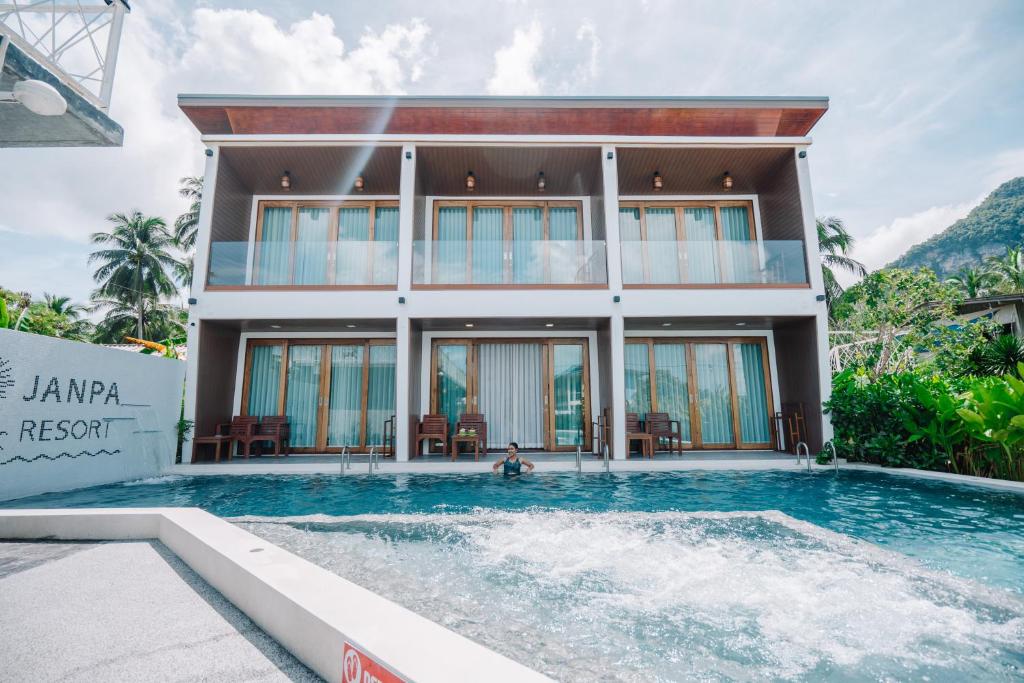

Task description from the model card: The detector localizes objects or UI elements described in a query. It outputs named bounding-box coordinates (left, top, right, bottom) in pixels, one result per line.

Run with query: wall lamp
left=652, top=171, right=664, bottom=191
left=722, top=171, right=734, bottom=191
left=280, top=170, right=292, bottom=191
left=466, top=170, right=476, bottom=191
left=354, top=174, right=365, bottom=191
left=537, top=171, right=546, bottom=192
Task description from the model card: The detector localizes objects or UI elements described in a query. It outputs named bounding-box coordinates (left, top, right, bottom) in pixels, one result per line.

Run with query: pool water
left=6, top=470, right=1024, bottom=680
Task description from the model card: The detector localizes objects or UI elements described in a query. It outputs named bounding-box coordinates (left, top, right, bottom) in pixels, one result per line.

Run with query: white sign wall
left=0, top=329, right=186, bottom=502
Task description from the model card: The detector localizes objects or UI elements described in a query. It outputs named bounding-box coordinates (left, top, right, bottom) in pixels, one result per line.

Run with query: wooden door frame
left=428, top=337, right=592, bottom=452
left=624, top=336, right=774, bottom=450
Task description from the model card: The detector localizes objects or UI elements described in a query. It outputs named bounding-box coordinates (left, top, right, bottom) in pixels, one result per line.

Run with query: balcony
left=207, top=241, right=398, bottom=288
left=413, top=240, right=608, bottom=288
left=620, top=240, right=808, bottom=287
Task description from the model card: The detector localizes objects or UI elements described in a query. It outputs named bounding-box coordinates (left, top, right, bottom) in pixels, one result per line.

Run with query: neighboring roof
left=178, top=94, right=828, bottom=138
left=958, top=294, right=1024, bottom=314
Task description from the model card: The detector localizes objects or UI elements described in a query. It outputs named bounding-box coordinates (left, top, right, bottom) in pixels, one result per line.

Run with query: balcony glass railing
left=412, top=240, right=608, bottom=286
left=207, top=241, right=398, bottom=287
left=620, top=240, right=808, bottom=286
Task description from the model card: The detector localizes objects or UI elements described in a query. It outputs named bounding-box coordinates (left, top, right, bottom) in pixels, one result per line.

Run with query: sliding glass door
left=624, top=338, right=773, bottom=449
left=431, top=339, right=591, bottom=451
left=242, top=339, right=396, bottom=452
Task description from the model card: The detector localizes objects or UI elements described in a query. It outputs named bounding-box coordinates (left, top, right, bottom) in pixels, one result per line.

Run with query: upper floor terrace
left=181, top=96, right=826, bottom=295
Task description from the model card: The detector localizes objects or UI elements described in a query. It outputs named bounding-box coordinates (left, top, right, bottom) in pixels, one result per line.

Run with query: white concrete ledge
left=0, top=508, right=550, bottom=683
left=841, top=463, right=1024, bottom=494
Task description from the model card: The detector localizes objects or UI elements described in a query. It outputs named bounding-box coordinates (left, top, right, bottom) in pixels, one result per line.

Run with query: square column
left=397, top=144, right=416, bottom=294
left=602, top=145, right=623, bottom=291
left=394, top=315, right=411, bottom=461
left=610, top=313, right=627, bottom=459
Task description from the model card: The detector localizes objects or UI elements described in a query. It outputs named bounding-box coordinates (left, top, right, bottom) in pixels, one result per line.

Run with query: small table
left=191, top=435, right=232, bottom=463
left=451, top=434, right=482, bottom=461
left=626, top=433, right=653, bottom=459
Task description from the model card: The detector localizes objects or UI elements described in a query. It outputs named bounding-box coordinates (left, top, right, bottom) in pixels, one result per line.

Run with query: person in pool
left=492, top=442, right=535, bottom=475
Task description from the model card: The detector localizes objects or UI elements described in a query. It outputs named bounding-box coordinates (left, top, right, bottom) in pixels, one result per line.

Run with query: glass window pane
left=472, top=207, right=504, bottom=284
left=553, top=344, right=585, bottom=447
left=645, top=207, right=680, bottom=284
left=326, top=345, right=363, bottom=448
left=684, top=208, right=720, bottom=284
left=436, top=345, right=468, bottom=432
left=285, top=345, right=322, bottom=448
left=721, top=206, right=758, bottom=283
left=365, top=345, right=396, bottom=445
left=548, top=207, right=579, bottom=240
left=624, top=343, right=652, bottom=418
left=512, top=207, right=543, bottom=283
left=733, top=343, right=771, bottom=444
left=246, top=344, right=282, bottom=417
left=436, top=207, right=468, bottom=284
left=619, top=208, right=643, bottom=284
left=654, top=343, right=691, bottom=443
left=294, top=207, right=330, bottom=285
left=337, top=207, right=371, bottom=284
left=694, top=343, right=734, bottom=444
left=372, top=206, right=400, bottom=284
left=256, top=206, right=292, bottom=285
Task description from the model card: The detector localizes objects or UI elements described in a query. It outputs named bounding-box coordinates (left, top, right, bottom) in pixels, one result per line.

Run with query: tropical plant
left=817, top=216, right=867, bottom=311
left=0, top=298, right=8, bottom=328
left=901, top=380, right=969, bottom=472
left=174, top=253, right=194, bottom=293
left=173, top=176, right=203, bottom=251
left=89, top=211, right=180, bottom=339
left=946, top=266, right=998, bottom=299
left=976, top=334, right=1024, bottom=376
left=987, top=245, right=1024, bottom=293
left=90, top=295, right=185, bottom=344
left=958, top=368, right=1024, bottom=480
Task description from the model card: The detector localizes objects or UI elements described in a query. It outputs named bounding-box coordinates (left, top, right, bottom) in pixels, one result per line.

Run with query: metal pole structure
left=97, top=1, right=128, bottom=108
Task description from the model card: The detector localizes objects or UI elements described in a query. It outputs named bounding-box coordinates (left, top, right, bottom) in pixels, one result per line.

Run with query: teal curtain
left=436, top=207, right=468, bottom=284
left=285, top=345, right=322, bottom=448
left=366, top=345, right=396, bottom=445
left=553, top=344, right=584, bottom=446
left=256, top=207, right=292, bottom=285
left=619, top=208, right=643, bottom=284
left=549, top=206, right=580, bottom=284
left=734, top=343, right=770, bottom=444
left=694, top=343, right=734, bottom=444
left=654, top=343, right=691, bottom=442
left=645, top=207, right=680, bottom=284
left=373, top=206, right=400, bottom=284
left=436, top=345, right=468, bottom=431
left=337, top=207, right=370, bottom=285
left=294, top=207, right=330, bottom=285
left=471, top=207, right=503, bottom=284
left=684, top=208, right=720, bottom=284
left=512, top=207, right=543, bottom=283
left=247, top=344, right=282, bottom=417
left=624, top=343, right=652, bottom=417
left=721, top=206, right=757, bottom=283
left=326, top=345, right=363, bottom=448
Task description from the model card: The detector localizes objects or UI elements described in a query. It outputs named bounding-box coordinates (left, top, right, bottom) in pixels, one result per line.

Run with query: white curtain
left=247, top=344, right=282, bottom=416
left=478, top=343, right=545, bottom=448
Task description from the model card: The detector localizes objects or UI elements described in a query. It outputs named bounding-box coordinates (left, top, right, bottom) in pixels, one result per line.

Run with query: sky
left=2, top=0, right=1023, bottom=302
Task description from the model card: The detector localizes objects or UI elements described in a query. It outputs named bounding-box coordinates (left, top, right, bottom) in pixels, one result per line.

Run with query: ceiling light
left=465, top=171, right=476, bottom=191
left=652, top=170, right=664, bottom=191
left=270, top=324, right=282, bottom=329
left=661, top=322, right=672, bottom=327
left=545, top=322, right=555, bottom=328
left=0, top=79, right=67, bottom=116
left=735, top=322, right=746, bottom=326
left=537, top=172, right=546, bottom=192
left=465, top=323, right=474, bottom=328
left=280, top=170, right=292, bottom=191
left=722, top=171, right=734, bottom=191
left=354, top=175, right=365, bottom=191
left=346, top=324, right=357, bottom=328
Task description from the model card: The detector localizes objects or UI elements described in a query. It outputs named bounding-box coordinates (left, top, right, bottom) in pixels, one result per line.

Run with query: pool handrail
left=339, top=446, right=351, bottom=475
left=823, top=441, right=839, bottom=473
left=575, top=446, right=582, bottom=474
left=796, top=441, right=811, bottom=472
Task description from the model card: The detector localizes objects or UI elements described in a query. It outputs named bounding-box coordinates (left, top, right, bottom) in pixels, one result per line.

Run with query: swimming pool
left=6, top=470, right=1024, bottom=680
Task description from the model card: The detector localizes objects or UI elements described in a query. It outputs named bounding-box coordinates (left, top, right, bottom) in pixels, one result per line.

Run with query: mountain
left=888, top=176, right=1024, bottom=278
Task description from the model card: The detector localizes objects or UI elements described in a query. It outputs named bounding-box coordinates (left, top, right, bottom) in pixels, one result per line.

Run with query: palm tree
left=89, top=211, right=180, bottom=339
left=173, top=176, right=203, bottom=251
left=817, top=216, right=867, bottom=309
left=987, top=246, right=1024, bottom=294
left=946, top=266, right=998, bottom=299
left=174, top=253, right=194, bottom=293
left=90, top=295, right=185, bottom=344
left=42, top=293, right=86, bottom=320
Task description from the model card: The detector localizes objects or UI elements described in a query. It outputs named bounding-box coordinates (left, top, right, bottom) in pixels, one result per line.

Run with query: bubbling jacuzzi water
left=238, top=510, right=1024, bottom=681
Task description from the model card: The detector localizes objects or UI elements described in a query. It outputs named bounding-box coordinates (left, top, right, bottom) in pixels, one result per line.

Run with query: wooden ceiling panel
left=219, top=146, right=403, bottom=195
left=615, top=147, right=794, bottom=195
left=416, top=146, right=603, bottom=196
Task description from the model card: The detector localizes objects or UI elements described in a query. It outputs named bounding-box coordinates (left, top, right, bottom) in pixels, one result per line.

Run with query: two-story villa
left=178, top=95, right=832, bottom=461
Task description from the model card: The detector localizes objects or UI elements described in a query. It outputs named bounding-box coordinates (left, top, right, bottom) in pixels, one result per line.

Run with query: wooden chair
left=453, top=413, right=488, bottom=461
left=227, top=416, right=260, bottom=459
left=646, top=412, right=683, bottom=454
left=191, top=422, right=232, bottom=463
left=626, top=412, right=653, bottom=459
left=381, top=415, right=396, bottom=458
left=782, top=402, right=806, bottom=454
left=256, top=416, right=290, bottom=457
left=415, top=414, right=449, bottom=457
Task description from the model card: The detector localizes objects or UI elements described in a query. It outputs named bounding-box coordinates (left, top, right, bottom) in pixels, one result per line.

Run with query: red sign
left=342, top=641, right=407, bottom=683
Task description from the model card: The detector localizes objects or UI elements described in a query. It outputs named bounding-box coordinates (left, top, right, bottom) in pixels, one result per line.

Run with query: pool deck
left=170, top=449, right=835, bottom=475
left=0, top=540, right=319, bottom=682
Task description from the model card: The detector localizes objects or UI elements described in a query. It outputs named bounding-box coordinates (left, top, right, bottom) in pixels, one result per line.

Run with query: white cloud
left=486, top=21, right=544, bottom=95
left=844, top=197, right=982, bottom=283
left=574, top=20, right=601, bottom=82
left=983, top=147, right=1024, bottom=189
